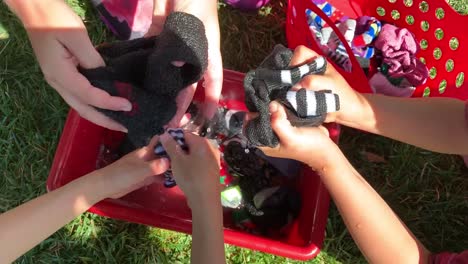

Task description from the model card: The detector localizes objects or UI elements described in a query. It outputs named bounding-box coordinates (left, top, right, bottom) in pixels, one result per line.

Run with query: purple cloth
left=369, top=72, right=415, bottom=97
left=225, top=0, right=270, bottom=10
left=355, top=16, right=373, bottom=35
left=375, top=24, right=428, bottom=86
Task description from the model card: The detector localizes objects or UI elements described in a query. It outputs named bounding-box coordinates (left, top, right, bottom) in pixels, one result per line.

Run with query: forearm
left=190, top=198, right=225, bottom=264
left=4, top=0, right=77, bottom=28
left=0, top=174, right=103, bottom=263
left=308, top=147, right=429, bottom=264
left=172, top=0, right=218, bottom=18
left=340, top=94, right=468, bottom=155
left=5, top=0, right=48, bottom=25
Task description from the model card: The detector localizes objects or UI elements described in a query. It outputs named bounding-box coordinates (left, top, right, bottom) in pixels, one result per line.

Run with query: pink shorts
left=431, top=250, right=468, bottom=264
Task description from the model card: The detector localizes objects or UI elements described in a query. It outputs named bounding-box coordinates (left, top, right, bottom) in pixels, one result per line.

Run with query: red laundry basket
left=286, top=0, right=468, bottom=100
left=47, top=69, right=339, bottom=261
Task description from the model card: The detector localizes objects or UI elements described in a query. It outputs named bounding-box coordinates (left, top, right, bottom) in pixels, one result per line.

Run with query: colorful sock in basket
left=305, top=7, right=381, bottom=70
left=305, top=9, right=352, bottom=71
left=80, top=12, right=208, bottom=148
left=354, top=16, right=381, bottom=48
left=306, top=9, right=352, bottom=72
left=244, top=45, right=340, bottom=147
left=327, top=19, right=356, bottom=50
left=309, top=0, right=346, bottom=28
left=154, top=128, right=190, bottom=188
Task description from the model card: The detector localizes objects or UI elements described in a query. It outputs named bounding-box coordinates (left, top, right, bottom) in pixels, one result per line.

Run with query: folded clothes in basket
left=80, top=12, right=208, bottom=148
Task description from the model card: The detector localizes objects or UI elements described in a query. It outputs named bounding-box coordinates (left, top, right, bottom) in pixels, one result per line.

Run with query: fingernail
left=119, top=126, right=128, bottom=133
left=122, top=103, right=132, bottom=112
left=160, top=132, right=169, bottom=141
left=269, top=102, right=279, bottom=113
left=171, top=61, right=185, bottom=67
left=159, top=158, right=170, bottom=168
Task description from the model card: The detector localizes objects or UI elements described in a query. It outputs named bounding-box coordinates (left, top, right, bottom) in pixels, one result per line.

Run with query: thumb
left=269, top=101, right=296, bottom=141
left=147, top=1, right=170, bottom=36
left=60, top=31, right=105, bottom=68
left=202, top=54, right=223, bottom=119
left=160, top=132, right=182, bottom=159
left=147, top=158, right=170, bottom=175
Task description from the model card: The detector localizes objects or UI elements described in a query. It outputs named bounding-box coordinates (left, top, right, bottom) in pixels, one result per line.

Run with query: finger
left=289, top=45, right=320, bottom=67
left=178, top=113, right=191, bottom=128
left=56, top=63, right=132, bottom=111
left=63, top=92, right=128, bottom=132
left=318, top=125, right=331, bottom=137
left=160, top=132, right=183, bottom=158
left=202, top=53, right=223, bottom=119
left=147, top=158, right=170, bottom=175
left=166, top=84, right=196, bottom=127
left=244, top=112, right=259, bottom=122
left=143, top=175, right=159, bottom=186
left=134, top=135, right=161, bottom=160
left=145, top=0, right=170, bottom=36
left=269, top=102, right=296, bottom=141
left=60, top=30, right=105, bottom=69
left=183, top=132, right=220, bottom=163
left=147, top=135, right=161, bottom=150
left=291, top=74, right=330, bottom=91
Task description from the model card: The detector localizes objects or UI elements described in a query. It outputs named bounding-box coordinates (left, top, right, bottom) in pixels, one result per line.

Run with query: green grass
left=1, top=0, right=467, bottom=263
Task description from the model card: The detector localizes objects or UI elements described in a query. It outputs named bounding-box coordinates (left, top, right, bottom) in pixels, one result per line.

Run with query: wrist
left=336, top=92, right=373, bottom=128
left=187, top=190, right=221, bottom=212
left=304, top=143, right=343, bottom=172
left=79, top=171, right=109, bottom=204
left=172, top=0, right=217, bottom=19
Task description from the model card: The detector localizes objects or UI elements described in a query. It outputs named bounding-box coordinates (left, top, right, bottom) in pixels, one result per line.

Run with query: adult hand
left=97, top=136, right=170, bottom=199
left=147, top=0, right=223, bottom=126
left=16, top=0, right=132, bottom=132
left=160, top=131, right=220, bottom=209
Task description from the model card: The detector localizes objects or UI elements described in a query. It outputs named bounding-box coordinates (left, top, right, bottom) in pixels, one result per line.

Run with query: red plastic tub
left=47, top=69, right=338, bottom=260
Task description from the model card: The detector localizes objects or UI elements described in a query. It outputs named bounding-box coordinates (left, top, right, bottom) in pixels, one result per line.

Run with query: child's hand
left=96, top=137, right=170, bottom=199
left=290, top=46, right=366, bottom=126
left=18, top=0, right=131, bottom=132
left=160, top=132, right=221, bottom=209
left=259, top=101, right=340, bottom=169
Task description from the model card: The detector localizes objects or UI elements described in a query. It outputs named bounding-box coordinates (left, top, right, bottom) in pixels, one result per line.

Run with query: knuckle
left=294, top=45, right=309, bottom=54
left=302, top=76, right=318, bottom=88
left=43, top=72, right=58, bottom=86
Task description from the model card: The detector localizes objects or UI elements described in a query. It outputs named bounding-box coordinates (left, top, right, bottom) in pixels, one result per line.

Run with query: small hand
left=289, top=46, right=366, bottom=125
left=24, top=0, right=132, bottom=132
left=259, top=102, right=337, bottom=169
left=160, top=131, right=221, bottom=208
left=97, top=136, right=170, bottom=199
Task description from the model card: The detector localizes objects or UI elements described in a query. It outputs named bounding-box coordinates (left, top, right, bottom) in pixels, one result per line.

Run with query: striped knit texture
left=244, top=45, right=340, bottom=147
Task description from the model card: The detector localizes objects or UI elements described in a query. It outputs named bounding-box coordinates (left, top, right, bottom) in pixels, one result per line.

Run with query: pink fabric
left=369, top=72, right=415, bottom=97
left=101, top=0, right=153, bottom=34
left=431, top=250, right=468, bottom=264
left=375, top=24, right=429, bottom=86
